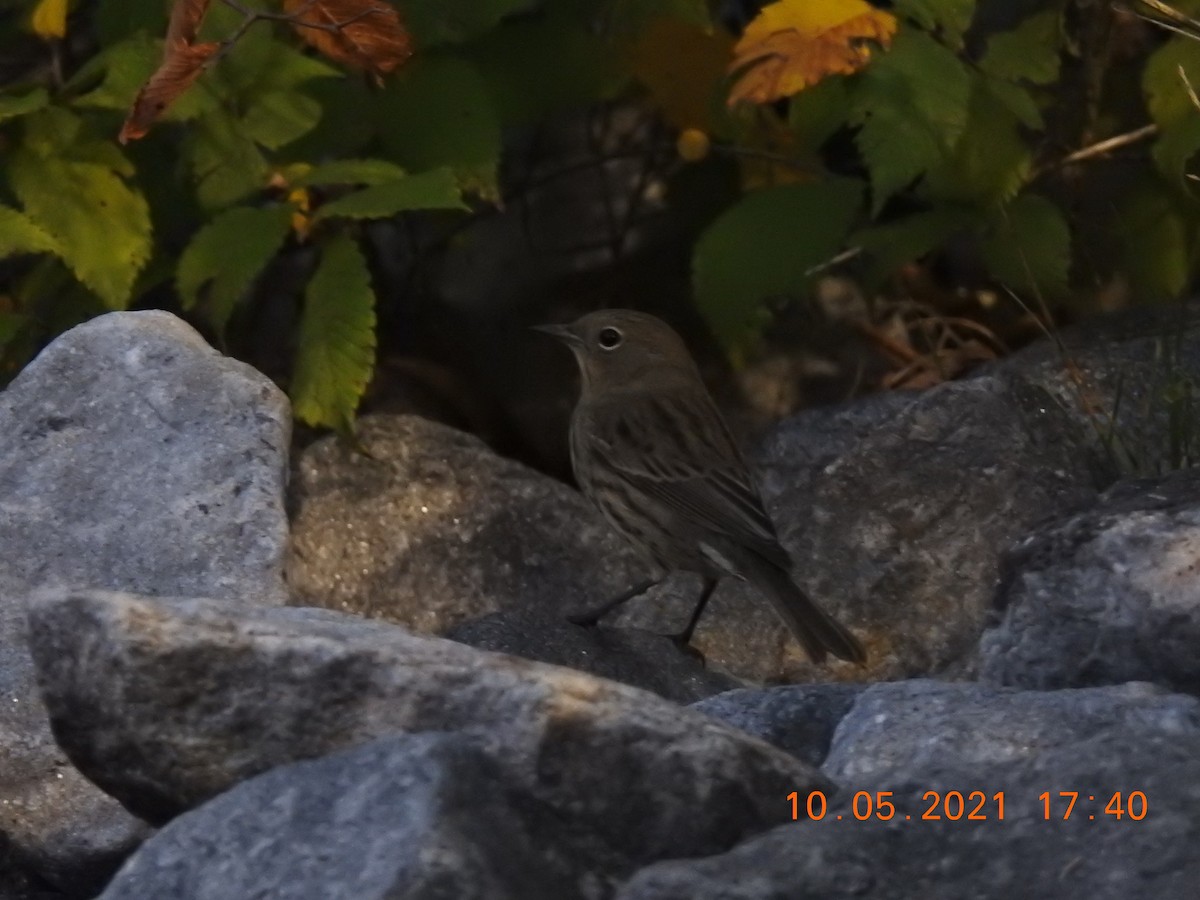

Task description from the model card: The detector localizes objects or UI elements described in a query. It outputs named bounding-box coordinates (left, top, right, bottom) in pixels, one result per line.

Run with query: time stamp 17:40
left=788, top=790, right=1149, bottom=822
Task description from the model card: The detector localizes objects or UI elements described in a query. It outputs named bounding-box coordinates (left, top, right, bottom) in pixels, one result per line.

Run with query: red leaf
left=282, top=0, right=413, bottom=80
left=166, top=0, right=213, bottom=45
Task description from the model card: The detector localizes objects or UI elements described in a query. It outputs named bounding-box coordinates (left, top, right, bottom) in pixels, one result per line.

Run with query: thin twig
left=1057, top=124, right=1158, bottom=167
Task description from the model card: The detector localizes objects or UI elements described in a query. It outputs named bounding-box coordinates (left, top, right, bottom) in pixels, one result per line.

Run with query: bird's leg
left=568, top=578, right=660, bottom=627
left=670, top=577, right=719, bottom=647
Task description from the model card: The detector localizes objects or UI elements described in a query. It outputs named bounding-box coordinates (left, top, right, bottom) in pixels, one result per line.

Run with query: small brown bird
left=537, top=309, right=866, bottom=665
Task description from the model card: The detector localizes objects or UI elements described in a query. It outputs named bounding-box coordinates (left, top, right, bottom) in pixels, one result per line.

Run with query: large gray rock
left=26, top=589, right=825, bottom=865
left=446, top=609, right=739, bottom=703
left=979, top=468, right=1200, bottom=693
left=100, top=734, right=612, bottom=900
left=0, top=312, right=291, bottom=894
left=0, top=310, right=290, bottom=601
left=709, top=373, right=1101, bottom=682
left=286, top=413, right=645, bottom=629
left=690, top=684, right=864, bottom=768
left=619, top=681, right=1200, bottom=900
left=823, top=679, right=1200, bottom=781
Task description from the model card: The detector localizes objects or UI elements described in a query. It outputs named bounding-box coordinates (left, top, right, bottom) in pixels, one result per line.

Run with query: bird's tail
left=749, top=558, right=867, bottom=665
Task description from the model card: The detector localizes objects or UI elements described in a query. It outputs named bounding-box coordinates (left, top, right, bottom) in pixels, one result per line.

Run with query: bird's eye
left=597, top=327, right=623, bottom=350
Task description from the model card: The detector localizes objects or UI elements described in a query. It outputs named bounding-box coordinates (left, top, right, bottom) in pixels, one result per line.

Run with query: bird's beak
left=532, top=323, right=582, bottom=347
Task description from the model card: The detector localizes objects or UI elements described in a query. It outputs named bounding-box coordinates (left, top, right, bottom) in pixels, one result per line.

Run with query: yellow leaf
left=728, top=0, right=897, bottom=105
left=31, top=0, right=68, bottom=40
left=628, top=17, right=734, bottom=131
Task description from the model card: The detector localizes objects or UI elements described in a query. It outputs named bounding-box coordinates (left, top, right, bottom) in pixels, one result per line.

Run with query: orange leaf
left=119, top=0, right=218, bottom=143
left=120, top=40, right=219, bottom=144
left=728, top=0, right=897, bottom=105
left=282, top=0, right=413, bottom=80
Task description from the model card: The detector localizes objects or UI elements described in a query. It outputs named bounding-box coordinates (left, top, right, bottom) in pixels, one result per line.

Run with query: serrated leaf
left=1114, top=177, right=1194, bottom=300
left=693, top=177, right=864, bottom=344
left=924, top=77, right=1032, bottom=206
left=9, top=111, right=152, bottom=309
left=892, top=0, right=974, bottom=46
left=282, top=0, right=413, bottom=78
left=70, top=34, right=163, bottom=111
left=240, top=90, right=323, bottom=149
left=984, top=77, right=1042, bottom=129
left=299, top=158, right=409, bottom=186
left=1144, top=35, right=1200, bottom=126
left=0, top=204, right=62, bottom=258
left=788, top=74, right=851, bottom=150
left=849, top=28, right=972, bottom=210
left=853, top=204, right=975, bottom=287
left=980, top=193, right=1071, bottom=297
left=177, top=205, right=294, bottom=331
left=1152, top=112, right=1200, bottom=184
left=186, top=108, right=271, bottom=209
left=314, top=168, right=467, bottom=220
left=375, top=56, right=501, bottom=196
left=0, top=88, right=49, bottom=122
left=728, top=0, right=898, bottom=105
left=403, top=0, right=536, bottom=47
left=292, top=235, right=377, bottom=432
left=980, top=10, right=1062, bottom=86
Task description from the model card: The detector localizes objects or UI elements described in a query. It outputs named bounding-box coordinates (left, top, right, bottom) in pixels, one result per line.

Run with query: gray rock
left=823, top=679, right=1200, bottom=782
left=0, top=312, right=290, bottom=893
left=100, top=733, right=616, bottom=900
left=979, top=467, right=1200, bottom=693
left=286, top=413, right=645, bottom=629
left=0, top=310, right=290, bottom=602
left=691, top=684, right=864, bottom=768
left=619, top=681, right=1200, bottom=900
left=715, top=373, right=1101, bottom=682
left=995, top=301, right=1200, bottom=477
left=445, top=609, right=740, bottom=703
left=27, top=589, right=826, bottom=865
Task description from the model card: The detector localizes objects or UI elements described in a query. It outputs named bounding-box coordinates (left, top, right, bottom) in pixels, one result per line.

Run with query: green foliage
left=693, top=178, right=864, bottom=344
left=176, top=205, right=294, bottom=332
left=291, top=235, right=377, bottom=434
left=4, top=0, right=1200, bottom=425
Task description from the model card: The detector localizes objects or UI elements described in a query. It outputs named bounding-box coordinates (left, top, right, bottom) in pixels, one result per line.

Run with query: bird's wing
left=587, top=390, right=793, bottom=571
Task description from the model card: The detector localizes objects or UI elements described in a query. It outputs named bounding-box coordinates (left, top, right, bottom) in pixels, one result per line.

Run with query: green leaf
left=985, top=77, right=1043, bottom=129
left=465, top=15, right=622, bottom=126
left=693, top=177, right=865, bottom=345
left=788, top=75, right=851, bottom=153
left=850, top=28, right=973, bottom=211
left=70, top=33, right=161, bottom=111
left=980, top=193, right=1071, bottom=297
left=314, top=168, right=467, bottom=221
left=10, top=110, right=152, bottom=309
left=176, top=205, right=294, bottom=331
left=1144, top=36, right=1200, bottom=127
left=0, top=88, right=49, bottom=123
left=185, top=109, right=271, bottom=210
left=403, top=0, right=538, bottom=47
left=1152, top=113, right=1200, bottom=184
left=241, top=90, right=323, bottom=150
left=979, top=10, right=1062, bottom=86
left=292, top=235, right=377, bottom=433
left=0, top=204, right=62, bottom=258
left=892, top=0, right=975, bottom=47
left=374, top=56, right=502, bottom=196
left=1113, top=177, right=1197, bottom=301
left=853, top=205, right=976, bottom=288
left=0, top=310, right=27, bottom=352
left=924, top=77, right=1032, bottom=206
left=299, top=159, right=409, bottom=186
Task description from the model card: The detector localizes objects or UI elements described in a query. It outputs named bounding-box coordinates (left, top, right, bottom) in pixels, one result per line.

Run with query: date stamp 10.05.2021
left=789, top=790, right=1149, bottom=823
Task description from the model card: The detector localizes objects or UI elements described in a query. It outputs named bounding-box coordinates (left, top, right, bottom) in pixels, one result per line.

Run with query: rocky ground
left=2, top=305, right=1199, bottom=898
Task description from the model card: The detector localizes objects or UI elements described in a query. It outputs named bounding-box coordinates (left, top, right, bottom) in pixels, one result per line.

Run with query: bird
left=536, top=309, right=866, bottom=665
